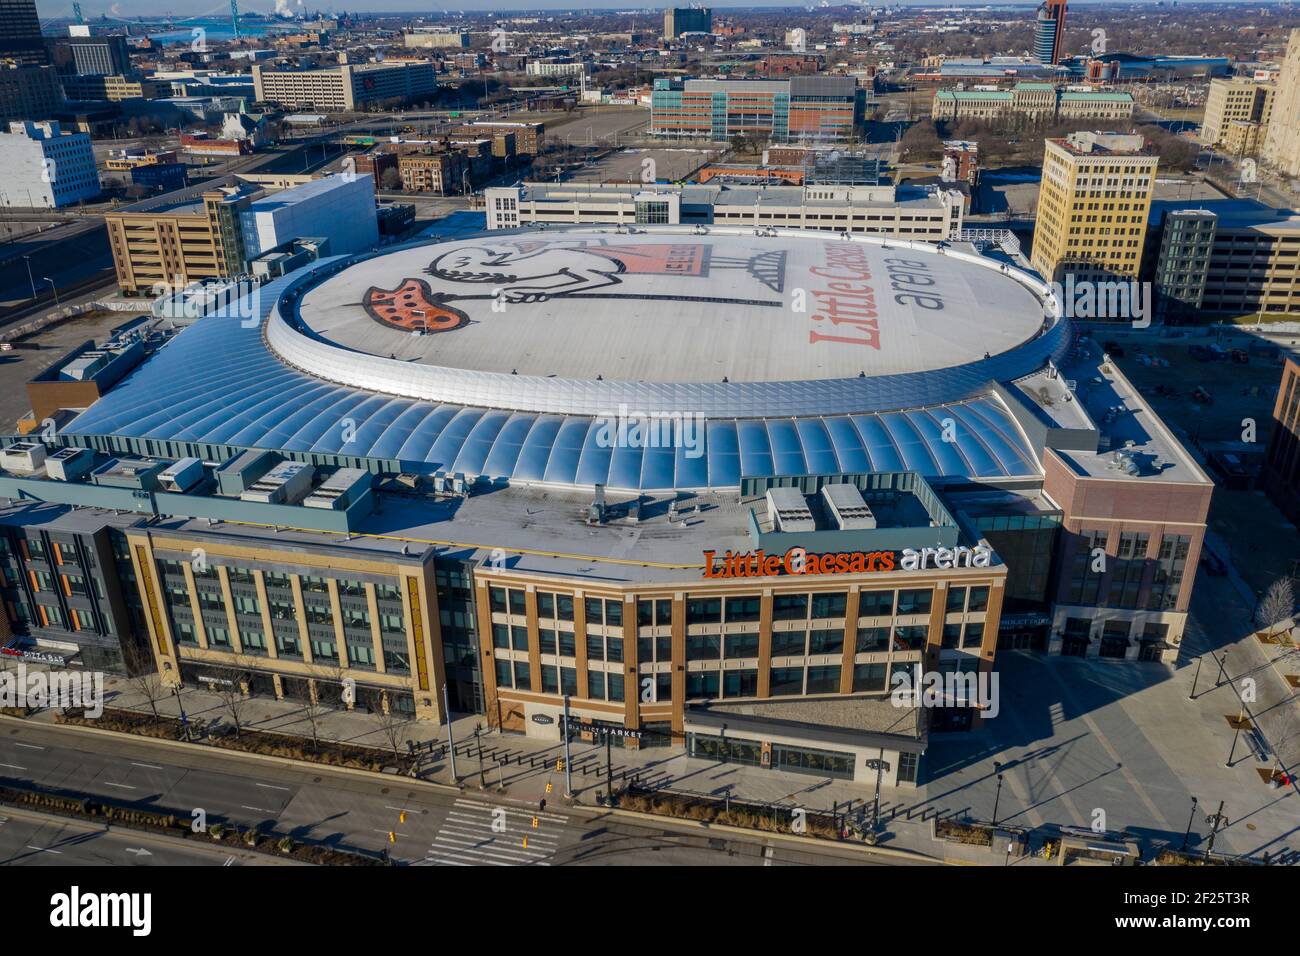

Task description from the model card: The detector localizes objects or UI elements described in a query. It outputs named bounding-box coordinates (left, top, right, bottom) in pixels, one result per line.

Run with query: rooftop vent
left=45, top=447, right=95, bottom=482
left=157, top=457, right=204, bottom=493
left=0, top=442, right=47, bottom=475
left=587, top=483, right=607, bottom=525
left=240, top=460, right=314, bottom=505
left=303, top=467, right=371, bottom=510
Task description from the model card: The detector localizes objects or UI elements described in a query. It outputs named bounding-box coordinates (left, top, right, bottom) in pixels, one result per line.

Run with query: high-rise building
left=0, top=0, right=48, bottom=67
left=0, top=64, right=62, bottom=123
left=663, top=7, right=713, bottom=40
left=1200, top=77, right=1274, bottom=154
left=0, top=120, right=99, bottom=209
left=1262, top=29, right=1300, bottom=178
left=1033, top=0, right=1067, bottom=65
left=1030, top=131, right=1157, bottom=282
left=56, top=34, right=133, bottom=77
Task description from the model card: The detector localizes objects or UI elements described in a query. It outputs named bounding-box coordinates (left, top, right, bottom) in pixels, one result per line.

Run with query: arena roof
left=64, top=227, right=1063, bottom=492
left=294, top=230, right=1049, bottom=385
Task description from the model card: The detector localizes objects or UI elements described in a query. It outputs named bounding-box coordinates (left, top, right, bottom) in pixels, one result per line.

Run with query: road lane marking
left=26, top=845, right=61, bottom=854
left=241, top=805, right=275, bottom=814
left=255, top=783, right=290, bottom=791
left=12, top=743, right=44, bottom=751
left=103, top=782, right=136, bottom=790
left=131, top=762, right=165, bottom=770
left=0, top=763, right=27, bottom=771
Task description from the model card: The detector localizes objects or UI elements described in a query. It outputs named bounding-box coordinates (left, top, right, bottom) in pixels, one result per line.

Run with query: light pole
left=442, top=682, right=458, bottom=783
left=866, top=752, right=887, bottom=834
left=1187, top=654, right=1203, bottom=700
left=1226, top=704, right=1245, bottom=768
left=562, top=694, right=573, bottom=798
left=172, top=685, right=190, bottom=741
left=21, top=255, right=36, bottom=299
left=991, top=761, right=1004, bottom=827
left=1180, top=796, right=1198, bottom=851
left=43, top=277, right=59, bottom=307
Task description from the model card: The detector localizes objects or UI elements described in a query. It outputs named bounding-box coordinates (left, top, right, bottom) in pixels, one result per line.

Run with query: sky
left=34, top=0, right=1253, bottom=20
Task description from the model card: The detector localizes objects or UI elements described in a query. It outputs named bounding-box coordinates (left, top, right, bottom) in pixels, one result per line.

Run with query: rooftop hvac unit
left=303, top=467, right=371, bottom=510
left=0, top=442, right=47, bottom=475
left=766, top=486, right=815, bottom=532
left=45, top=447, right=95, bottom=482
left=157, top=456, right=204, bottom=493
left=821, top=483, right=877, bottom=530
left=239, top=460, right=314, bottom=504
left=587, top=483, right=607, bottom=524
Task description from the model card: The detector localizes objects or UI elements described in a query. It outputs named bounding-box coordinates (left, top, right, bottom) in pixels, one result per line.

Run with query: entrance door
left=1062, top=635, right=1090, bottom=657
left=1138, top=641, right=1162, bottom=662
left=1099, top=636, right=1130, bottom=659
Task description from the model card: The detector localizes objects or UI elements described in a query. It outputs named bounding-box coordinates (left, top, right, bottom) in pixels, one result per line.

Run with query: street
left=0, top=721, right=913, bottom=868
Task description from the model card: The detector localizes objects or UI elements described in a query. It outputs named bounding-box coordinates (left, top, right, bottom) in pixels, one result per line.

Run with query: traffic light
left=387, top=831, right=396, bottom=844
left=555, top=758, right=565, bottom=772
left=531, top=816, right=539, bottom=829
left=521, top=836, right=528, bottom=849
left=399, top=811, right=407, bottom=824
left=545, top=782, right=553, bottom=794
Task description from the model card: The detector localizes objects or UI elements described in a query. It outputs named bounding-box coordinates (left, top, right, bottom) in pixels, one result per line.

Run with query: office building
left=651, top=76, right=863, bottom=144
left=483, top=181, right=964, bottom=239
left=1263, top=358, right=1300, bottom=525
left=1200, top=77, right=1273, bottom=154
left=1146, top=199, right=1300, bottom=317
left=0, top=225, right=1211, bottom=786
left=252, top=62, right=436, bottom=111
left=931, top=83, right=1134, bottom=124
left=0, top=64, right=62, bottom=123
left=104, top=181, right=263, bottom=295
left=0, top=120, right=99, bottom=209
left=0, top=0, right=47, bottom=67
left=1262, top=29, right=1300, bottom=178
left=57, top=34, right=132, bottom=77
left=1030, top=131, right=1158, bottom=282
left=663, top=7, right=713, bottom=40
left=240, top=174, right=378, bottom=260
left=59, top=73, right=168, bottom=102
left=1033, top=0, right=1068, bottom=65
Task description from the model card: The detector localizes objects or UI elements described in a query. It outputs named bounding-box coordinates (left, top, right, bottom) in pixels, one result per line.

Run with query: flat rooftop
left=295, top=229, right=1049, bottom=384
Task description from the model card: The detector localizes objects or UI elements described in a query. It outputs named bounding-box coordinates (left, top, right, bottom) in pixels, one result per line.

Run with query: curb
left=0, top=712, right=466, bottom=796
left=0, top=802, right=305, bottom=866
left=600, top=805, right=943, bottom=864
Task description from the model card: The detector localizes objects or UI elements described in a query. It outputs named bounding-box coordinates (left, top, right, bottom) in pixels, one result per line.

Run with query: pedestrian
left=539, top=797, right=547, bottom=812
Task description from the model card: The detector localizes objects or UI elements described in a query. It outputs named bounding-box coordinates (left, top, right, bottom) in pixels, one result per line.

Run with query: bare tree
left=211, top=662, right=254, bottom=737
left=1255, top=577, right=1296, bottom=636
left=375, top=705, right=412, bottom=763
left=300, top=697, right=330, bottom=753
left=129, top=671, right=167, bottom=723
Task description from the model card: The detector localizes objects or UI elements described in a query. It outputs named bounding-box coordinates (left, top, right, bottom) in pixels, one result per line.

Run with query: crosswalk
left=422, top=799, right=571, bottom=866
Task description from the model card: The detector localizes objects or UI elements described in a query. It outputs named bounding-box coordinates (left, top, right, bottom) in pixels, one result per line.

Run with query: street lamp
left=1180, top=796, right=1198, bottom=851
left=43, top=277, right=59, bottom=307
left=172, top=685, right=190, bottom=741
left=991, top=761, right=1004, bottom=827
left=865, top=752, right=888, bottom=834
left=21, top=255, right=36, bottom=299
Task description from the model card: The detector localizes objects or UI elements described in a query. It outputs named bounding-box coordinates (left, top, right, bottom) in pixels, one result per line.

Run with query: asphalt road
left=0, top=811, right=252, bottom=867
left=0, top=721, right=917, bottom=867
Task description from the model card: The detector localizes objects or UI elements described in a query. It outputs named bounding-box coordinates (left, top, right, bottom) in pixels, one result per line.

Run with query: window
left=585, top=597, right=604, bottom=624
left=724, top=633, right=759, bottom=658
left=942, top=623, right=962, bottom=650
left=492, top=623, right=509, bottom=649
left=962, top=622, right=985, bottom=649
left=809, top=630, right=843, bottom=655
left=686, top=633, right=721, bottom=660
left=946, top=587, right=967, bottom=612
left=587, top=633, right=605, bottom=661
left=511, top=625, right=529, bottom=651
left=893, top=625, right=928, bottom=650
left=896, top=589, right=933, bottom=615
left=772, top=630, right=806, bottom=656
left=859, top=591, right=894, bottom=616
left=348, top=643, right=375, bottom=667
left=514, top=661, right=531, bottom=691
left=587, top=671, right=606, bottom=700
left=772, top=593, right=808, bottom=621
left=853, top=662, right=887, bottom=692
left=724, top=595, right=761, bottom=623
left=856, top=626, right=890, bottom=652
left=539, top=628, right=557, bottom=655
left=686, top=596, right=721, bottom=624
left=721, top=669, right=758, bottom=699
left=686, top=670, right=720, bottom=699
left=897, top=751, right=919, bottom=784
left=495, top=659, right=513, bottom=689
left=806, top=665, right=840, bottom=694
left=810, top=592, right=847, bottom=618
left=770, top=666, right=803, bottom=696
left=541, top=665, right=558, bottom=694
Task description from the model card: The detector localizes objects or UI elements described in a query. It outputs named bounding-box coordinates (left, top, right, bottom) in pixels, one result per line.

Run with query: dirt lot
left=1109, top=331, right=1300, bottom=597
left=565, top=146, right=719, bottom=184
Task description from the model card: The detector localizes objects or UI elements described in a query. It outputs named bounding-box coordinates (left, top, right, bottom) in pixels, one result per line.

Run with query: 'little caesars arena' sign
left=703, top=545, right=992, bottom=579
